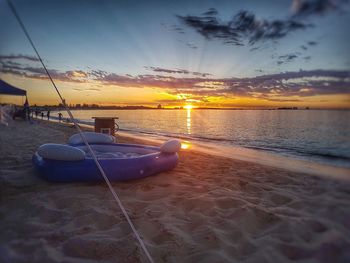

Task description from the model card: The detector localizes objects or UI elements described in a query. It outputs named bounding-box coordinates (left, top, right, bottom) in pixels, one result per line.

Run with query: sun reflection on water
left=181, top=141, right=191, bottom=149
left=186, top=107, right=191, bottom=134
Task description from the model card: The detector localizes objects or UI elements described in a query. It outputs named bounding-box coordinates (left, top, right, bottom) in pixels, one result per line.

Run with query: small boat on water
left=32, top=132, right=180, bottom=182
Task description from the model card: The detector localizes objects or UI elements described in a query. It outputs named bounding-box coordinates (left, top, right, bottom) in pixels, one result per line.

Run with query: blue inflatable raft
left=32, top=132, right=181, bottom=182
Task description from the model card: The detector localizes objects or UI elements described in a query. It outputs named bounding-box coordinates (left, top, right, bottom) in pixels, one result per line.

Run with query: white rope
left=7, top=1, right=155, bottom=262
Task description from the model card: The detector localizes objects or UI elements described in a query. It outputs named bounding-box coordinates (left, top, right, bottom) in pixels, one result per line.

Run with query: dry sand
left=1, top=120, right=350, bottom=263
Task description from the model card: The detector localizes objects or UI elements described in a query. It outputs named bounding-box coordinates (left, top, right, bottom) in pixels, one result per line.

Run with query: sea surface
left=53, top=109, right=350, bottom=168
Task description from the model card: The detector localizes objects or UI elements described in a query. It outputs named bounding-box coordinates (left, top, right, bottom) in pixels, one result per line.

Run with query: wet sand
left=1, top=120, right=350, bottom=262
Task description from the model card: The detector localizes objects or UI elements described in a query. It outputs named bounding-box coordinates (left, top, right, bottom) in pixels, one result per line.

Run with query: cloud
left=277, top=53, right=299, bottom=65
left=89, top=70, right=108, bottom=79
left=202, top=8, right=218, bottom=16
left=0, top=54, right=87, bottom=83
left=168, top=70, right=350, bottom=99
left=1, top=55, right=349, bottom=102
left=176, top=0, right=348, bottom=47
left=156, top=98, right=192, bottom=104
left=250, top=47, right=260, bottom=52
left=73, top=87, right=100, bottom=92
left=145, top=67, right=185, bottom=74
left=98, top=69, right=350, bottom=101
left=0, top=59, right=88, bottom=83
left=308, top=41, right=318, bottom=46
left=161, top=23, right=185, bottom=34
left=66, top=70, right=88, bottom=78
left=176, top=9, right=309, bottom=46
left=0, top=54, right=39, bottom=62
left=145, top=66, right=211, bottom=77
left=261, top=98, right=302, bottom=102
left=291, top=0, right=348, bottom=17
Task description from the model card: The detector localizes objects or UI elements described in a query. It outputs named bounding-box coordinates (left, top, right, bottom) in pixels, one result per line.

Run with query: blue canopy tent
left=0, top=79, right=27, bottom=96
left=0, top=79, right=29, bottom=120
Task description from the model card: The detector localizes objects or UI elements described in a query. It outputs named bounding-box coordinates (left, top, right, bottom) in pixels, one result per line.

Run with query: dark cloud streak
left=291, top=0, right=347, bottom=17
left=0, top=54, right=39, bottom=62
left=277, top=53, right=300, bottom=65
left=176, top=0, right=348, bottom=48
left=177, top=9, right=310, bottom=46
left=308, top=41, right=318, bottom=46
left=145, top=66, right=211, bottom=77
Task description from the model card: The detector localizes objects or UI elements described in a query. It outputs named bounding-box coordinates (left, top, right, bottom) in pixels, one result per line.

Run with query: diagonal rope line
left=6, top=1, right=154, bottom=262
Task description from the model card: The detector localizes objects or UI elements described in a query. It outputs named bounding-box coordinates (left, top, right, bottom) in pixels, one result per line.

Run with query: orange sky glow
left=1, top=73, right=349, bottom=109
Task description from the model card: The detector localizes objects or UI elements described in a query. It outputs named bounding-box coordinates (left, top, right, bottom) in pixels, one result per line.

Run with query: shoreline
left=118, top=130, right=350, bottom=181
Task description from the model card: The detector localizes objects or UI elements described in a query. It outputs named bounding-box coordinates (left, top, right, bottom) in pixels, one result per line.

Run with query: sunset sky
left=0, top=0, right=349, bottom=108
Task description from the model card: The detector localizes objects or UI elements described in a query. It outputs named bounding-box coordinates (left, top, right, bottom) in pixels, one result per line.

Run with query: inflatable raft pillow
left=38, top=143, right=86, bottom=161
left=160, top=139, right=181, bottom=153
left=68, top=132, right=115, bottom=145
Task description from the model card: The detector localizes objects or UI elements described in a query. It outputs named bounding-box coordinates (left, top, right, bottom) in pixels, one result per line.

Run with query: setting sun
left=184, top=105, right=194, bottom=110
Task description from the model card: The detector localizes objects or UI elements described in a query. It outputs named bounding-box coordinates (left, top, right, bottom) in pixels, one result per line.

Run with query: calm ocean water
left=54, top=109, right=350, bottom=168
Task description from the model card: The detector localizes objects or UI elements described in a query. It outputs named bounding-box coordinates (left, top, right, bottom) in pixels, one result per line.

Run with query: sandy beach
left=1, top=119, right=350, bottom=263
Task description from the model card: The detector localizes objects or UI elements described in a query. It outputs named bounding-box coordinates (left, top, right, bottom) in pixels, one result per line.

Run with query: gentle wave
left=129, top=129, right=350, bottom=167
